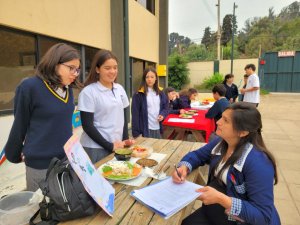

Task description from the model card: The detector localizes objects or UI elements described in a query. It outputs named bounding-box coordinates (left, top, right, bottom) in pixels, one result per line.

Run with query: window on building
left=0, top=26, right=101, bottom=113
left=0, top=28, right=36, bottom=112
left=136, top=0, right=155, bottom=15
left=85, top=46, right=99, bottom=79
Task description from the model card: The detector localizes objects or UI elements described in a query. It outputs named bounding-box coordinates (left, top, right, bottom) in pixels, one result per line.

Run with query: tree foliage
left=221, top=14, right=237, bottom=46
left=168, top=2, right=300, bottom=61
left=169, top=32, right=192, bottom=54
left=201, top=27, right=213, bottom=48
left=202, top=73, right=224, bottom=90
left=168, top=54, right=190, bottom=90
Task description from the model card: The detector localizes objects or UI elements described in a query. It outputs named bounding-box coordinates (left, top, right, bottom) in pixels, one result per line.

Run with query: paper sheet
left=168, top=118, right=195, bottom=123
left=131, top=177, right=203, bottom=219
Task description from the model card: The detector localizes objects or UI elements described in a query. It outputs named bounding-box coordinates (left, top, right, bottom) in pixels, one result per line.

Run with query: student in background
left=205, top=84, right=230, bottom=131
left=173, top=103, right=280, bottom=225
left=179, top=88, right=198, bottom=109
left=131, top=68, right=169, bottom=139
left=238, top=74, right=249, bottom=102
left=164, top=87, right=185, bottom=114
left=240, top=64, right=260, bottom=107
left=4, top=43, right=81, bottom=191
left=223, top=74, right=239, bottom=103
left=78, top=50, right=132, bottom=163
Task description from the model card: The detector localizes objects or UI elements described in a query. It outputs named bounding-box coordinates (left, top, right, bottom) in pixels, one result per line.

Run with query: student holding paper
left=172, top=102, right=280, bottom=225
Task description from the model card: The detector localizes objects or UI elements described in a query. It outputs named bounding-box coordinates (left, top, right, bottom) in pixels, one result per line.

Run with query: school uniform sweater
left=4, top=76, right=74, bottom=169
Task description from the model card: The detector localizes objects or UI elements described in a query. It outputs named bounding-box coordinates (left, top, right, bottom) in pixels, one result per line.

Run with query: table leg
left=191, top=130, right=206, bottom=142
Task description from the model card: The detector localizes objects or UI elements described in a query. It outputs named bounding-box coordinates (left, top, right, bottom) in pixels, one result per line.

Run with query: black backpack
left=30, top=157, right=97, bottom=225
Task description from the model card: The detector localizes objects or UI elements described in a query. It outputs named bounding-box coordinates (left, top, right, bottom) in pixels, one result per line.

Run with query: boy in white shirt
left=240, top=64, right=260, bottom=107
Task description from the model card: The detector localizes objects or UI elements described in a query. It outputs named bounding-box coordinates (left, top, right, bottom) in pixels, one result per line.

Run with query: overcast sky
left=169, top=0, right=298, bottom=43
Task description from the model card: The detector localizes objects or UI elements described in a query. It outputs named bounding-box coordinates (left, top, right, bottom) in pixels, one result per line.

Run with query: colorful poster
left=64, top=134, right=115, bottom=216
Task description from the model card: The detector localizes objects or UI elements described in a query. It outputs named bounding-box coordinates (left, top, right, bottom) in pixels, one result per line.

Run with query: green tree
left=221, top=14, right=237, bottom=46
left=279, top=1, right=300, bottom=21
left=268, top=7, right=275, bottom=19
left=185, top=43, right=215, bottom=61
left=169, top=32, right=192, bottom=55
left=201, top=27, right=212, bottom=48
left=168, top=54, right=190, bottom=90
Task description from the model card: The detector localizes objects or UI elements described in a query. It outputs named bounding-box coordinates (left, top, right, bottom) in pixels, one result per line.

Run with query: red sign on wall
left=278, top=51, right=295, bottom=57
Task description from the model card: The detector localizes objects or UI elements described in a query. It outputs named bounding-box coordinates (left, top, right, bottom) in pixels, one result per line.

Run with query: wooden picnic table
left=61, top=137, right=207, bottom=225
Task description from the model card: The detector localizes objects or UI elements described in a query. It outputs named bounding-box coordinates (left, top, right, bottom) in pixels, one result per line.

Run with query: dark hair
left=84, top=49, right=118, bottom=87
left=164, top=87, right=175, bottom=96
left=244, top=63, right=256, bottom=71
left=36, top=43, right=81, bottom=89
left=223, top=74, right=234, bottom=84
left=138, top=68, right=161, bottom=95
left=212, top=84, right=226, bottom=96
left=179, top=88, right=198, bottom=98
left=213, top=102, right=278, bottom=185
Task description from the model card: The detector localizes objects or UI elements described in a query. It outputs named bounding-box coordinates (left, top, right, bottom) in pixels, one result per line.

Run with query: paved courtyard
left=0, top=93, right=300, bottom=224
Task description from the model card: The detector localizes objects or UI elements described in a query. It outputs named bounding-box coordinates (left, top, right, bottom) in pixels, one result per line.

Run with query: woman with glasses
left=4, top=43, right=82, bottom=191
left=78, top=50, right=132, bottom=163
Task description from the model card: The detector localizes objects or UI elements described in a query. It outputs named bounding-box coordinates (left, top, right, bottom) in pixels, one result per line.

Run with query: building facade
left=0, top=0, right=169, bottom=113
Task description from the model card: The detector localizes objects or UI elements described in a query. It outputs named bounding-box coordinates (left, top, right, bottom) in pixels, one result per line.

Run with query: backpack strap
left=29, top=196, right=58, bottom=225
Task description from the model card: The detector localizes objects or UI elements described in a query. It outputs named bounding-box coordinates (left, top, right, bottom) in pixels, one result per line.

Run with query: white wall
left=188, top=58, right=259, bottom=88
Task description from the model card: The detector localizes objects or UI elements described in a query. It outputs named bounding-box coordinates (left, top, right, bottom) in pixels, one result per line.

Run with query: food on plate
left=179, top=114, right=193, bottom=119
left=136, top=158, right=158, bottom=167
left=131, top=145, right=152, bottom=158
left=201, top=100, right=210, bottom=105
left=188, top=109, right=197, bottom=113
left=101, top=161, right=142, bottom=180
left=114, top=148, right=133, bottom=161
left=185, top=111, right=195, bottom=115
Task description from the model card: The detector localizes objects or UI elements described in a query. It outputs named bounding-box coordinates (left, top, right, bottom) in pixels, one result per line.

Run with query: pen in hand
left=174, top=164, right=182, bottom=181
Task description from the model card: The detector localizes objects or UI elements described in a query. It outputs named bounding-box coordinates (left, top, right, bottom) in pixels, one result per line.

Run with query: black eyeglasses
left=61, top=63, right=80, bottom=76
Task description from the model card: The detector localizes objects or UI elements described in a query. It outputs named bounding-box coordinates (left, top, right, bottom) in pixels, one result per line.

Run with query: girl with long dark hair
left=173, top=102, right=280, bottom=225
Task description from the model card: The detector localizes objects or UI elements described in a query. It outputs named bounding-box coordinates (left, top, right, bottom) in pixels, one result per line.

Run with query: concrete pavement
left=0, top=93, right=300, bottom=225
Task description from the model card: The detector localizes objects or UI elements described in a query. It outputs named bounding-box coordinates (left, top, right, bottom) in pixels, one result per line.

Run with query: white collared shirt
left=244, top=73, right=260, bottom=103
left=146, top=88, right=160, bottom=130
left=78, top=82, right=129, bottom=148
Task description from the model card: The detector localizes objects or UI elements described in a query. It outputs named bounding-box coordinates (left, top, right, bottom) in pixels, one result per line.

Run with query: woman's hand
left=179, top=109, right=186, bottom=114
left=157, top=115, right=164, bottom=122
left=197, top=186, right=232, bottom=208
left=113, top=141, right=125, bottom=151
left=124, top=139, right=135, bottom=147
left=172, top=165, right=188, bottom=184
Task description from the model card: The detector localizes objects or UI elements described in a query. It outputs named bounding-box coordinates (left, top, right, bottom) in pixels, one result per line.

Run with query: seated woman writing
left=172, top=102, right=280, bottom=225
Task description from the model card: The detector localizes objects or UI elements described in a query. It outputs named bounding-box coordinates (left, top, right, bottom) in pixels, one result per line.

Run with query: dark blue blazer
left=180, top=138, right=281, bottom=225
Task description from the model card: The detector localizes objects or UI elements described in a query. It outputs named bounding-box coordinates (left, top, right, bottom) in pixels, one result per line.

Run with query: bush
left=202, top=73, right=224, bottom=90
left=260, top=88, right=269, bottom=95
left=168, top=54, right=190, bottom=90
